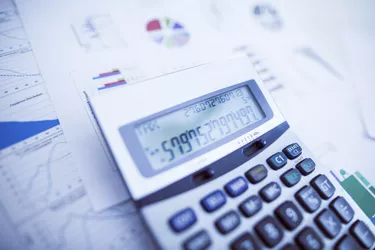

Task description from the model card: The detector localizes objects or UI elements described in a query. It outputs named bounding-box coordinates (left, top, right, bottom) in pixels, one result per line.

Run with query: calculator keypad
left=143, top=137, right=375, bottom=250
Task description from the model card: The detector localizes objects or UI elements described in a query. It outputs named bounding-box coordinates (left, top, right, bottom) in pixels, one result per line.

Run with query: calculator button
left=281, top=243, right=299, bottom=250
left=296, top=158, right=315, bottom=176
left=169, top=208, right=197, bottom=233
left=201, top=190, right=226, bottom=213
left=183, top=230, right=211, bottom=250
left=230, top=232, right=259, bottom=250
left=280, top=168, right=301, bottom=187
left=295, top=186, right=322, bottom=213
left=239, top=195, right=262, bottom=217
left=259, top=182, right=281, bottom=202
left=245, top=164, right=268, bottom=184
left=315, top=209, right=341, bottom=239
left=295, top=227, right=324, bottom=250
left=275, top=201, right=303, bottom=230
left=255, top=216, right=284, bottom=248
left=283, top=143, right=302, bottom=159
left=225, top=177, right=248, bottom=197
left=267, top=152, right=287, bottom=170
left=215, top=210, right=241, bottom=235
left=310, top=174, right=335, bottom=200
left=350, top=220, right=375, bottom=249
left=330, top=197, right=354, bottom=224
left=335, top=235, right=362, bottom=250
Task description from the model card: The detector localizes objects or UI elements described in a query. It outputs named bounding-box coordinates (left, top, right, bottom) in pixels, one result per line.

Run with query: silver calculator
left=91, top=57, right=375, bottom=249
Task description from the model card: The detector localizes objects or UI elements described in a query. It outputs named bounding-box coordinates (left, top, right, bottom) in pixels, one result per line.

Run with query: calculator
left=91, top=57, right=375, bottom=250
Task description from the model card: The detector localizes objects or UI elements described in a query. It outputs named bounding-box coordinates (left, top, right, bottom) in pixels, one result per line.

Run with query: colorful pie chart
left=146, top=18, right=190, bottom=48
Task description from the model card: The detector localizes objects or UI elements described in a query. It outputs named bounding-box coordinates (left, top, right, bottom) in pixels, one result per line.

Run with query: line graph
left=0, top=10, right=30, bottom=55
left=0, top=133, right=83, bottom=224
left=0, top=49, right=43, bottom=97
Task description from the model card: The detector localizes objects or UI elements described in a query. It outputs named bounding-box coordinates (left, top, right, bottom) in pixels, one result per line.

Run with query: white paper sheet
left=4, top=1, right=375, bottom=249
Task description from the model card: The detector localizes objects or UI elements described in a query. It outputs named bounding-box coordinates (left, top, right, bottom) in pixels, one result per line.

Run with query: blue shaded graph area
left=0, top=119, right=60, bottom=150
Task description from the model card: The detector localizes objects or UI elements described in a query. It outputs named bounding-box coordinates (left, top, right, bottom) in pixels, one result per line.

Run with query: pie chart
left=146, top=18, right=190, bottom=48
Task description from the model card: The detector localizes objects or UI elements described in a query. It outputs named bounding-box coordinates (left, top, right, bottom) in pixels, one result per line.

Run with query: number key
left=255, top=216, right=284, bottom=248
left=296, top=227, right=324, bottom=250
left=275, top=201, right=303, bottom=230
left=295, top=186, right=322, bottom=213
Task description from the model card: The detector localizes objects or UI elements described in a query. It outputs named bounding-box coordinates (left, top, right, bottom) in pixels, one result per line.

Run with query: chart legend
left=92, top=68, right=127, bottom=91
left=146, top=18, right=190, bottom=48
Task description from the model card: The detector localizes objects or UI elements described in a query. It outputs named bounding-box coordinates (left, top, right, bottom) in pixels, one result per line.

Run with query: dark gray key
left=239, top=195, right=262, bottom=217
left=275, top=201, right=303, bottom=230
left=183, top=230, right=211, bottom=250
left=295, top=186, right=322, bottom=213
left=335, top=235, right=362, bottom=250
left=281, top=243, right=299, bottom=250
left=259, top=182, right=281, bottom=202
left=267, top=152, right=287, bottom=170
left=230, top=232, right=259, bottom=250
left=245, top=164, right=268, bottom=184
left=215, top=210, right=240, bottom=234
left=295, top=227, right=324, bottom=250
left=330, top=197, right=354, bottom=224
left=283, top=143, right=302, bottom=159
left=280, top=168, right=301, bottom=187
left=310, top=174, right=335, bottom=199
left=255, top=216, right=284, bottom=248
left=296, top=158, right=315, bottom=176
left=350, top=220, right=375, bottom=249
left=315, top=209, right=341, bottom=239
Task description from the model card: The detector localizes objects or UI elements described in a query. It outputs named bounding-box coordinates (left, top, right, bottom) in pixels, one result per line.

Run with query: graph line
left=25, top=141, right=70, bottom=202
left=0, top=68, right=40, bottom=77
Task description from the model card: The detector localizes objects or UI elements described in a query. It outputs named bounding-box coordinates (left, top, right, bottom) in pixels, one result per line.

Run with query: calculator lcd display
left=135, top=86, right=265, bottom=171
